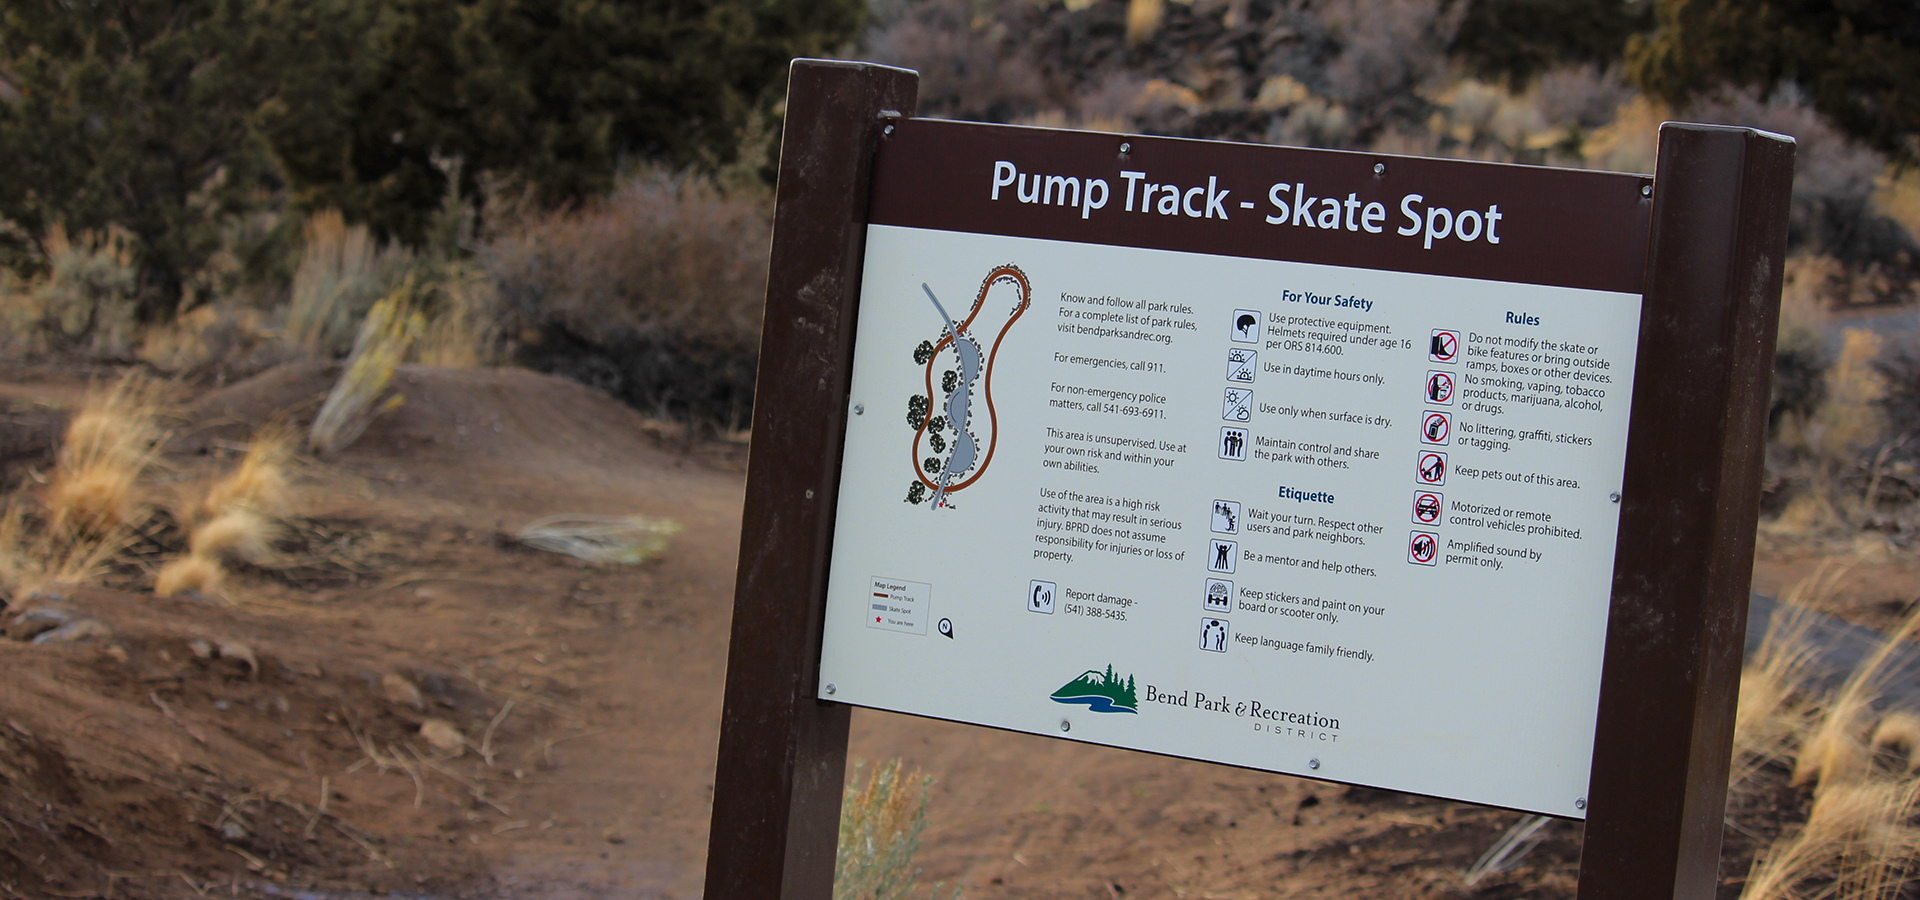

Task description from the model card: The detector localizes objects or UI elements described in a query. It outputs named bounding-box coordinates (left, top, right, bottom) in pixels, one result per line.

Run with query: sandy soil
left=0, top=361, right=1893, bottom=899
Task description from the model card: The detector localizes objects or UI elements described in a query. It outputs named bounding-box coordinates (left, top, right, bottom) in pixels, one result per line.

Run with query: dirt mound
left=0, top=584, right=508, bottom=899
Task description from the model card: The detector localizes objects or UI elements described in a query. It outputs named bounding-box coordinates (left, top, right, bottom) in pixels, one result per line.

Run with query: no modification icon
left=1426, top=370, right=1455, bottom=405
left=1408, top=531, right=1439, bottom=566
left=1421, top=410, right=1451, bottom=445
left=1416, top=450, right=1448, bottom=486
left=1413, top=491, right=1443, bottom=525
left=1430, top=329, right=1460, bottom=363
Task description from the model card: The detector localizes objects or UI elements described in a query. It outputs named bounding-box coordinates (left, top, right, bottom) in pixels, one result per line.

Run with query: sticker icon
left=1425, top=370, right=1455, bottom=405
left=1412, top=490, right=1443, bottom=526
left=1028, top=580, right=1057, bottom=614
left=1200, top=617, right=1231, bottom=652
left=1231, top=310, right=1261, bottom=343
left=1409, top=531, right=1439, bottom=566
left=1226, top=348, right=1258, bottom=383
left=1416, top=450, right=1448, bottom=486
left=1207, top=539, right=1239, bottom=574
left=1430, top=329, right=1460, bottom=363
left=1218, top=427, right=1248, bottom=461
left=1211, top=500, right=1241, bottom=534
left=1205, top=578, right=1233, bottom=613
left=1421, top=410, right=1451, bottom=445
left=1222, top=388, right=1254, bottom=422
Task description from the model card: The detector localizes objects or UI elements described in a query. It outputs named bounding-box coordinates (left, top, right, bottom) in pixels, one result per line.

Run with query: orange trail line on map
left=909, top=265, right=1030, bottom=495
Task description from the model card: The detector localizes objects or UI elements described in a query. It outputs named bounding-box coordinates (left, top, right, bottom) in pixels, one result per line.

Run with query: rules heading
left=865, top=118, right=1654, bottom=295
left=990, top=161, right=1503, bottom=252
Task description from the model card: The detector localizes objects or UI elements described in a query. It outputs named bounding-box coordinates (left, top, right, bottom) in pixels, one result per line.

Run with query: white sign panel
left=817, top=122, right=1649, bottom=818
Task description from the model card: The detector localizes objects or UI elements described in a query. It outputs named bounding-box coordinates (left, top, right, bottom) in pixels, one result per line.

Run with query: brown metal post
left=1576, top=124, right=1795, bottom=898
left=703, top=60, right=919, bottom=900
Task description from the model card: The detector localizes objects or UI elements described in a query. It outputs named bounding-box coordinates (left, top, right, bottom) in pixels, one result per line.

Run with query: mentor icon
left=1231, top=309, right=1261, bottom=343
left=1207, top=539, right=1238, bottom=574
left=1218, top=426, right=1249, bottom=461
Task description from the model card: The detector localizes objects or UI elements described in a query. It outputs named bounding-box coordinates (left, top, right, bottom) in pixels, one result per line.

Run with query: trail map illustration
left=904, top=265, right=1031, bottom=508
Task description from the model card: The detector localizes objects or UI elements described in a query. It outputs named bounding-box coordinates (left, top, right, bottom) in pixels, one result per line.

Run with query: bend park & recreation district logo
left=1050, top=665, right=1138, bottom=713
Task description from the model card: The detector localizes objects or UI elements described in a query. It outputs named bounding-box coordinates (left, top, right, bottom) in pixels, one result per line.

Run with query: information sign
left=816, top=120, right=1652, bottom=817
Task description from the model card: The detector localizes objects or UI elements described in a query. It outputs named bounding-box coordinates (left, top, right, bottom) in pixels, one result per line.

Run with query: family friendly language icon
left=1199, top=618, right=1231, bottom=652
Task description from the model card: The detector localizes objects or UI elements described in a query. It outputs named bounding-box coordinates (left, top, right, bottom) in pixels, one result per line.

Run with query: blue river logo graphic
left=1050, top=665, right=1138, bottom=714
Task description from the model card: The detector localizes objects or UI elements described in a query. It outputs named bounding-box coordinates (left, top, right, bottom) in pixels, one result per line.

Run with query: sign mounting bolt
left=1059, top=719, right=1071, bottom=733
left=1609, top=492, right=1621, bottom=503
left=1120, top=142, right=1131, bottom=154
left=1373, top=162, right=1385, bottom=176
left=1641, top=184, right=1652, bottom=197
left=805, top=489, right=815, bottom=500
left=883, top=124, right=894, bottom=136
left=1575, top=797, right=1587, bottom=810
left=1308, top=758, right=1321, bottom=770
left=853, top=404, right=864, bottom=415
left=825, top=683, right=836, bottom=695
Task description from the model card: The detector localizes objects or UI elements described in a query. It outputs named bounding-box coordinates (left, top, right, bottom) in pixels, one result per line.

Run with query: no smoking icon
left=1430, top=329, right=1460, bottom=363
left=1409, top=531, right=1439, bottom=566
left=1425, top=370, right=1455, bottom=405
left=1421, top=410, right=1451, bottom=445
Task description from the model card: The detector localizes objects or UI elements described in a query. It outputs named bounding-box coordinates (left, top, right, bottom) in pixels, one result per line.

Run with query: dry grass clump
left=0, top=372, right=172, bottom=595
left=1734, top=566, right=1920, bottom=899
left=154, top=427, right=297, bottom=598
left=285, top=210, right=390, bottom=359
left=835, top=759, right=956, bottom=900
left=45, top=371, right=171, bottom=540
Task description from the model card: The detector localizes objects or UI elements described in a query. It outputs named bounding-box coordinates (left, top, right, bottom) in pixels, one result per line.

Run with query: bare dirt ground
left=0, top=361, right=1894, bottom=899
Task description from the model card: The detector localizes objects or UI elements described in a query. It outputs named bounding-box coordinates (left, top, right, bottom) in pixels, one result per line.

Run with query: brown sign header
left=868, top=118, right=1653, bottom=295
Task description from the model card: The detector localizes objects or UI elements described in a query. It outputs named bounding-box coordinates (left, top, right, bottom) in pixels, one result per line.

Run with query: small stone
left=104, top=644, right=130, bottom=663
left=216, top=641, right=258, bottom=677
left=381, top=673, right=424, bottom=710
left=219, top=820, right=249, bottom=842
left=31, top=619, right=110, bottom=645
left=6, top=607, right=72, bottom=641
left=419, top=719, right=466, bottom=755
left=187, top=640, right=214, bottom=660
